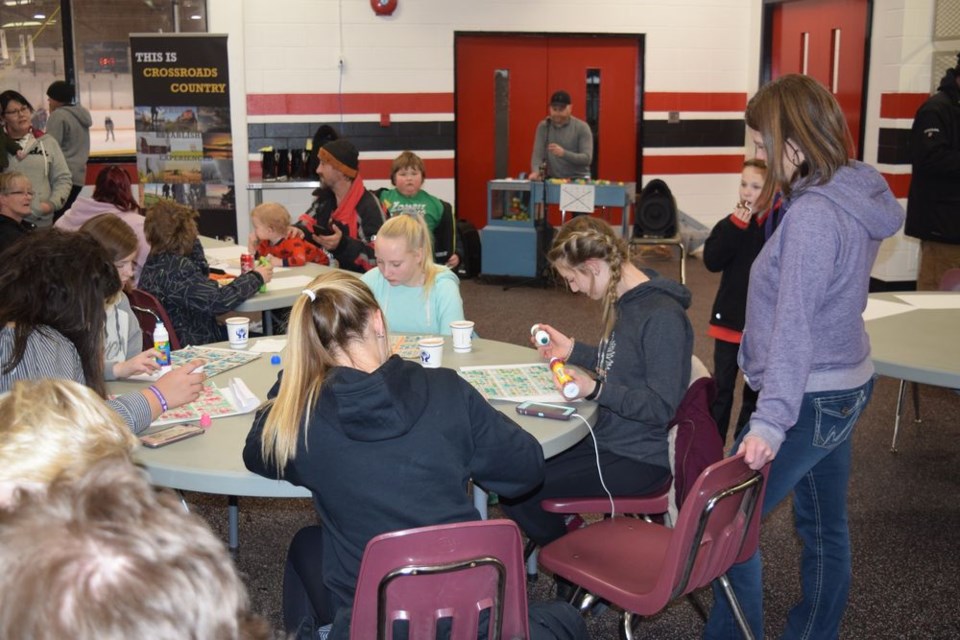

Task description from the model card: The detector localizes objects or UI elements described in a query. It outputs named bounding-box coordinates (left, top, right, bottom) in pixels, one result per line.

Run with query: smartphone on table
left=140, top=423, right=205, bottom=448
left=515, top=401, right=576, bottom=421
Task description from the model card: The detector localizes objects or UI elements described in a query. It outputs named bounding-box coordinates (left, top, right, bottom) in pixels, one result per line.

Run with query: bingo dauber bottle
left=549, top=357, right=580, bottom=399
left=153, top=321, right=172, bottom=367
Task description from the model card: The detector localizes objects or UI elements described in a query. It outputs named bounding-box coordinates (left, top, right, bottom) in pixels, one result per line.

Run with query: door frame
left=452, top=31, right=645, bottom=210
left=758, top=0, right=874, bottom=160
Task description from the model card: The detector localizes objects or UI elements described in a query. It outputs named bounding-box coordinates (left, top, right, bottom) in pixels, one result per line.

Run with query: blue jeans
left=704, top=378, right=875, bottom=640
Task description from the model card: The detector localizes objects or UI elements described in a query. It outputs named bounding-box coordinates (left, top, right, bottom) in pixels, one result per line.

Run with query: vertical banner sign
left=130, top=34, right=237, bottom=238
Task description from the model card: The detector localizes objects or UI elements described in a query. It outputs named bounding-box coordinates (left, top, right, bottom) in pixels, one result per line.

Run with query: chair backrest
left=664, top=356, right=725, bottom=521
left=939, top=268, right=960, bottom=292
left=432, top=199, right=457, bottom=265
left=127, top=288, right=181, bottom=351
left=658, top=453, right=766, bottom=600
left=350, top=519, right=530, bottom=640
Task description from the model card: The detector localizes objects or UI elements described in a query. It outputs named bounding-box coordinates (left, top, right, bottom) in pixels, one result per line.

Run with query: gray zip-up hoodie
left=739, top=161, right=905, bottom=454
left=45, top=104, right=92, bottom=186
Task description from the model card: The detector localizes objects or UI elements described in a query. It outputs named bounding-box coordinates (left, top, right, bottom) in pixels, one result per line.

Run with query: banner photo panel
left=130, top=34, right=237, bottom=239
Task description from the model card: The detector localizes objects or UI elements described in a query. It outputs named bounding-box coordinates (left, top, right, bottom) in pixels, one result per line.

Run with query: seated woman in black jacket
left=243, top=272, right=585, bottom=639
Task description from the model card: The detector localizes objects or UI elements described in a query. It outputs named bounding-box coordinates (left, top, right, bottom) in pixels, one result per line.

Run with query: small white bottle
left=153, top=321, right=171, bottom=367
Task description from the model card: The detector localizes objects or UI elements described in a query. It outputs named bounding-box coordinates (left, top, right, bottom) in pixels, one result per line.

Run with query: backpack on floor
left=455, top=219, right=482, bottom=279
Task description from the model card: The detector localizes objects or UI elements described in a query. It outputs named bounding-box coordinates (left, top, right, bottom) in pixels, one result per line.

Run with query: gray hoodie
left=739, top=161, right=905, bottom=454
left=569, top=270, right=694, bottom=469
left=45, top=104, right=92, bottom=186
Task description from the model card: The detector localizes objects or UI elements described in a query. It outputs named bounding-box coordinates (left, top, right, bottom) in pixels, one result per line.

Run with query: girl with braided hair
left=502, top=216, right=694, bottom=548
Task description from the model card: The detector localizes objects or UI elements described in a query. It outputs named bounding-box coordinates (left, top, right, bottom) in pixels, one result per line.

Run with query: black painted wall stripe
left=878, top=128, right=911, bottom=165
left=642, top=119, right=745, bottom=148
left=249, top=121, right=455, bottom=154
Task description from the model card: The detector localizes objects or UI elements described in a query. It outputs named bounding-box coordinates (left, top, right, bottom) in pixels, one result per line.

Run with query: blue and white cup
left=226, top=317, right=251, bottom=349
left=418, top=337, right=444, bottom=368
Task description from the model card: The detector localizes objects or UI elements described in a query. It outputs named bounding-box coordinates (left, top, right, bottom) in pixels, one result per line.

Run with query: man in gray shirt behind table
left=529, top=90, right=593, bottom=180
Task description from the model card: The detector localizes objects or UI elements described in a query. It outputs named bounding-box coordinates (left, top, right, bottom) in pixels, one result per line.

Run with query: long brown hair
left=745, top=73, right=852, bottom=207
left=0, top=229, right=120, bottom=397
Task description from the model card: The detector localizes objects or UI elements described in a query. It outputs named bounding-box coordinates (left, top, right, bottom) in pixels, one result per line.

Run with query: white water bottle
left=153, top=322, right=171, bottom=366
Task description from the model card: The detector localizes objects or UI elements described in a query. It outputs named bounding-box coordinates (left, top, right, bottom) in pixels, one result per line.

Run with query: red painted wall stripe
left=644, top=154, right=746, bottom=175
left=248, top=91, right=749, bottom=117
left=249, top=158, right=455, bottom=182
left=247, top=93, right=454, bottom=116
left=881, top=172, right=911, bottom=200
left=880, top=93, right=928, bottom=119
left=644, top=92, right=747, bottom=112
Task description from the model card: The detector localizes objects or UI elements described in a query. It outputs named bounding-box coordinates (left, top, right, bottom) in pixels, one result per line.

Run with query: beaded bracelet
left=560, top=338, right=575, bottom=361
left=146, top=385, right=169, bottom=413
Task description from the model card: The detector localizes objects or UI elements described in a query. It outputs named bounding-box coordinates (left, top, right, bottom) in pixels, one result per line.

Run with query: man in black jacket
left=906, top=53, right=960, bottom=290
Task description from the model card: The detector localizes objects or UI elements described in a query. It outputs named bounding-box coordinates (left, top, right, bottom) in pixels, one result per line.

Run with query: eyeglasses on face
left=3, top=106, right=31, bottom=117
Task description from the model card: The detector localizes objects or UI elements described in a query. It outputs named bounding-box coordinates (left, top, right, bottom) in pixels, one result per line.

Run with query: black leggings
left=283, top=525, right=336, bottom=632
left=500, top=436, right=670, bottom=547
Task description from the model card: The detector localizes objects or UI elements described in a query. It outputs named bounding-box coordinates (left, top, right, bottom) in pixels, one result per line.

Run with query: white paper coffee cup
left=419, top=337, right=444, bottom=368
left=449, top=320, right=475, bottom=353
left=226, top=317, right=251, bottom=349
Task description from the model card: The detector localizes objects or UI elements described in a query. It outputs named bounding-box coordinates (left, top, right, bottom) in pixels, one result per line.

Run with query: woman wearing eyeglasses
left=0, top=172, right=36, bottom=255
left=0, top=90, right=71, bottom=229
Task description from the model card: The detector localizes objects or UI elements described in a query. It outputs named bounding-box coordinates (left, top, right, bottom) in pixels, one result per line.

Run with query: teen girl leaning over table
left=242, top=272, right=586, bottom=639
left=0, top=228, right=205, bottom=435
left=703, top=74, right=904, bottom=640
left=501, top=215, right=694, bottom=549
left=360, top=213, right=464, bottom=335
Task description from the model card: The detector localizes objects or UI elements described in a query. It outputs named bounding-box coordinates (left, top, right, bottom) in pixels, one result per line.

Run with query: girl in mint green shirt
left=361, top=214, right=464, bottom=335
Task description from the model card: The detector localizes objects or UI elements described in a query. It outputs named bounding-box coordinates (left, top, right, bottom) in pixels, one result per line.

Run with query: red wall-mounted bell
left=370, top=0, right=398, bottom=16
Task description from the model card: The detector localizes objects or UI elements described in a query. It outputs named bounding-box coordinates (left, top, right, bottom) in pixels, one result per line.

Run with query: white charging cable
left=572, top=412, right=616, bottom=519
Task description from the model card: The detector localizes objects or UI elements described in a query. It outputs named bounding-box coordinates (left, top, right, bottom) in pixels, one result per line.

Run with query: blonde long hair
left=547, top=216, right=629, bottom=340
left=260, top=271, right=382, bottom=469
left=377, top=214, right=445, bottom=299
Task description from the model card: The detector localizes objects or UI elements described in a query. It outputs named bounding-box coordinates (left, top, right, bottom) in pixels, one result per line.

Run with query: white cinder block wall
left=211, top=0, right=938, bottom=282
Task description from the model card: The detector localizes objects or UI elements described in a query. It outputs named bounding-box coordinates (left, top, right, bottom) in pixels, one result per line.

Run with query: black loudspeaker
left=633, top=179, right=677, bottom=238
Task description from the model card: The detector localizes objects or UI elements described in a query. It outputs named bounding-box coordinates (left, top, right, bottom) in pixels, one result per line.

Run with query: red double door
left=455, top=34, right=641, bottom=229
left=768, top=0, right=870, bottom=156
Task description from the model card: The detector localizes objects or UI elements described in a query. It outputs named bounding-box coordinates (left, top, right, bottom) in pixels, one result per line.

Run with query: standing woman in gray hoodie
left=704, top=75, right=906, bottom=640
left=44, top=80, right=92, bottom=221
left=0, top=90, right=71, bottom=228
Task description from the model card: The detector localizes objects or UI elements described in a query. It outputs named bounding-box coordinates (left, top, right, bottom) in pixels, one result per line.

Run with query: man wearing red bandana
left=295, top=139, right=385, bottom=273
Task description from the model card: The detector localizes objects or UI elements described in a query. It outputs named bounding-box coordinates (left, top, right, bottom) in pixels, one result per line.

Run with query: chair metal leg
left=622, top=611, right=637, bottom=640
left=891, top=379, right=906, bottom=452
left=911, top=381, right=921, bottom=423
left=176, top=490, right=190, bottom=513
left=228, top=495, right=240, bottom=553
left=717, top=574, right=755, bottom=640
left=526, top=547, right=539, bottom=580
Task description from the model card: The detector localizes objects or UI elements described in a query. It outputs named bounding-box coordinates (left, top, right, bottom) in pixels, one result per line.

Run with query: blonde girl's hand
left=557, top=364, right=593, bottom=401
left=269, top=255, right=284, bottom=267
left=114, top=349, right=162, bottom=379
left=531, top=323, right=573, bottom=361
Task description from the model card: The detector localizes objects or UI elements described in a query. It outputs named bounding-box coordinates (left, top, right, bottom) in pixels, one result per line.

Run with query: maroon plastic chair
left=538, top=453, right=767, bottom=640
left=349, top=519, right=530, bottom=640
left=542, top=363, right=723, bottom=526
left=127, top=288, right=181, bottom=352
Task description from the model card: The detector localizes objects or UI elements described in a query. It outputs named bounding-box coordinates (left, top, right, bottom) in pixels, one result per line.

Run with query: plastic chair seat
left=539, top=454, right=766, bottom=640
left=542, top=493, right=668, bottom=517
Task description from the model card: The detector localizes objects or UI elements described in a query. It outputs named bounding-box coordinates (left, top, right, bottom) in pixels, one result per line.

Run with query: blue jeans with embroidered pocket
left=704, top=377, right=875, bottom=640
